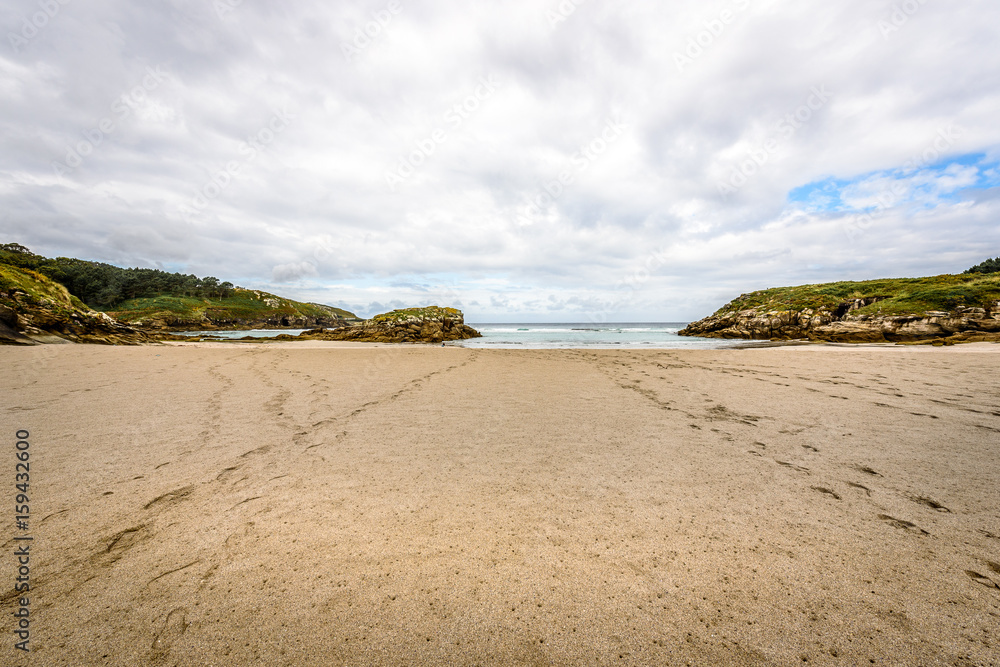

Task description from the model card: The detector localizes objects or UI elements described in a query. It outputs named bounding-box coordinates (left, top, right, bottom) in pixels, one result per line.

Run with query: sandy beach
left=2, top=342, right=999, bottom=665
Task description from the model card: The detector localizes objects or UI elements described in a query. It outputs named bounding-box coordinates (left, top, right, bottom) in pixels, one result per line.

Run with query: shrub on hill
left=965, top=257, right=1000, bottom=275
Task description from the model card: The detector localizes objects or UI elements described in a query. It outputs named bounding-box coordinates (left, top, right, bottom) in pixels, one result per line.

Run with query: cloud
left=271, top=261, right=318, bottom=283
left=1, top=0, right=999, bottom=320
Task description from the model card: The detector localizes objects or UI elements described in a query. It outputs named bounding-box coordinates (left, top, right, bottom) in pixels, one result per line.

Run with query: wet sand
left=2, top=343, right=999, bottom=665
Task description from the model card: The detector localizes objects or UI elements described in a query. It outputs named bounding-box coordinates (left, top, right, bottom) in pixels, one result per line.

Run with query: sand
left=2, top=342, right=999, bottom=665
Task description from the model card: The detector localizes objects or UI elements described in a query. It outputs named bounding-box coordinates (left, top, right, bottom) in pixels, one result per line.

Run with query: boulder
left=295, top=306, right=481, bottom=344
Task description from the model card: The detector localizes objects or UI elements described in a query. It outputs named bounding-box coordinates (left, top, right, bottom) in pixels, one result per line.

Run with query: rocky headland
left=680, top=273, right=1000, bottom=344
left=0, top=264, right=148, bottom=345
left=286, top=307, right=482, bottom=344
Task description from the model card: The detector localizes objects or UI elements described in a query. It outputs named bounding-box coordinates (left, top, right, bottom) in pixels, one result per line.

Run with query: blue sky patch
left=788, top=153, right=1000, bottom=213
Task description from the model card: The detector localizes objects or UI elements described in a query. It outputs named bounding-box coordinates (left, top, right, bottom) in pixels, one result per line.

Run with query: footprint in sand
left=215, top=466, right=241, bottom=483
left=144, top=485, right=195, bottom=511
left=847, top=482, right=872, bottom=496
left=240, top=445, right=271, bottom=458
left=151, top=607, right=189, bottom=657
left=965, top=571, right=1000, bottom=590
left=811, top=486, right=841, bottom=500
left=910, top=495, right=951, bottom=513
left=94, top=524, right=150, bottom=566
left=878, top=514, right=929, bottom=536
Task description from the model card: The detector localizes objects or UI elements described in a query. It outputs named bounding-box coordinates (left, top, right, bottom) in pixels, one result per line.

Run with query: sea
left=173, top=323, right=743, bottom=349
left=458, top=323, right=738, bottom=349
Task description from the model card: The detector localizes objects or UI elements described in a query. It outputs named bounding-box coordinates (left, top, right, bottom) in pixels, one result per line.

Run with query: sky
left=1, top=0, right=999, bottom=322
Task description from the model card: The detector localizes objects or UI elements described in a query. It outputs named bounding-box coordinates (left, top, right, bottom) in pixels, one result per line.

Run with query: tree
left=1, top=243, right=31, bottom=254
left=181, top=275, right=200, bottom=297
left=203, top=276, right=220, bottom=299
left=966, top=257, right=1000, bottom=275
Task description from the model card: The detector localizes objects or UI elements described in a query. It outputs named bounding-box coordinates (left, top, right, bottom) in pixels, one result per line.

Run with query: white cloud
left=271, top=261, right=318, bottom=283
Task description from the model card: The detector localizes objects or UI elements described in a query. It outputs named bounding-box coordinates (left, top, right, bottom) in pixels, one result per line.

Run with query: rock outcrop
left=295, top=307, right=482, bottom=344
left=679, top=299, right=1000, bottom=344
left=0, top=266, right=148, bottom=345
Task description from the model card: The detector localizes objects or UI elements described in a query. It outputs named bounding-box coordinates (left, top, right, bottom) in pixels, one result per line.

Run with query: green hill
left=707, top=273, right=1000, bottom=319
left=680, top=269, right=1000, bottom=343
left=108, top=291, right=355, bottom=330
left=0, top=243, right=358, bottom=330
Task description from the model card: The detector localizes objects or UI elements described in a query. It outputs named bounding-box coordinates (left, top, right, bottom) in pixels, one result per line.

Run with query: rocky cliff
left=680, top=274, right=1000, bottom=344
left=295, top=306, right=481, bottom=344
left=680, top=302, right=1000, bottom=344
left=0, top=265, right=148, bottom=345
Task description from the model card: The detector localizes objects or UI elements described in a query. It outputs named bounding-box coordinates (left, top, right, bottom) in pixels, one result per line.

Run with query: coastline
left=163, top=334, right=1000, bottom=351
left=3, top=345, right=999, bottom=664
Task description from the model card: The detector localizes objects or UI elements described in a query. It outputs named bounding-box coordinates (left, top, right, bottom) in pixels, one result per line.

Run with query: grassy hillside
left=0, top=262, right=151, bottom=344
left=0, top=243, right=357, bottom=328
left=0, top=263, right=88, bottom=316
left=109, top=291, right=355, bottom=328
left=714, top=273, right=1000, bottom=317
